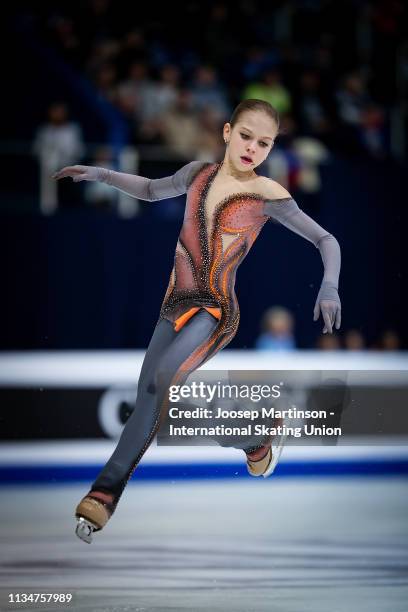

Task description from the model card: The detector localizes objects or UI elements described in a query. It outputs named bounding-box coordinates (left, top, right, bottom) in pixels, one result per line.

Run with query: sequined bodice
left=160, top=162, right=269, bottom=327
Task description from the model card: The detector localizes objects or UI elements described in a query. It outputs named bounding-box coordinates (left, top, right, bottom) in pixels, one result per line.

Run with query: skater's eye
left=240, top=133, right=269, bottom=147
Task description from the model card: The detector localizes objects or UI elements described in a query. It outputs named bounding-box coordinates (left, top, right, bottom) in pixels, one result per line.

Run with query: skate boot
left=246, top=444, right=274, bottom=477
left=75, top=490, right=116, bottom=544
left=246, top=418, right=288, bottom=478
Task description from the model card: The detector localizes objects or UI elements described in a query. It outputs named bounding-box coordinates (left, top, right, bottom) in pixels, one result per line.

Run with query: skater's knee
left=152, top=366, right=172, bottom=393
left=147, top=373, right=169, bottom=394
left=147, top=381, right=156, bottom=394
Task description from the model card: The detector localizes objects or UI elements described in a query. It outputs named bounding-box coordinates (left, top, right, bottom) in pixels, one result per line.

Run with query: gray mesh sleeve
left=99, top=160, right=205, bottom=201
left=264, top=197, right=341, bottom=289
left=264, top=197, right=341, bottom=332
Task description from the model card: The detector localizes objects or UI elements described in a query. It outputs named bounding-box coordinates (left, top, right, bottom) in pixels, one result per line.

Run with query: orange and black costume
left=92, top=161, right=341, bottom=500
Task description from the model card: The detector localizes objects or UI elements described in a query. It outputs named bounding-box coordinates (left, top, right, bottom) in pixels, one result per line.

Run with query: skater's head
left=222, top=99, right=280, bottom=173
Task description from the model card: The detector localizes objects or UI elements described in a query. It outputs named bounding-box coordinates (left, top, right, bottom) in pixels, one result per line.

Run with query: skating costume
left=88, top=161, right=341, bottom=500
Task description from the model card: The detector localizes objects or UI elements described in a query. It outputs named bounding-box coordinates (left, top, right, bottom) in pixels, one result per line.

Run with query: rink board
left=0, top=350, right=407, bottom=483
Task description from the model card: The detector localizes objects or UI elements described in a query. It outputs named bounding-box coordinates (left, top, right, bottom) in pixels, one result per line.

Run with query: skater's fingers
left=322, top=310, right=333, bottom=334
left=52, top=167, right=72, bottom=179
left=335, top=307, right=342, bottom=330
left=52, top=166, right=86, bottom=180
left=313, top=301, right=320, bottom=322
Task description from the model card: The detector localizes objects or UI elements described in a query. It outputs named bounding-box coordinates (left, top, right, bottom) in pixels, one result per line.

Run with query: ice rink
left=1, top=351, right=407, bottom=610
left=1, top=475, right=407, bottom=612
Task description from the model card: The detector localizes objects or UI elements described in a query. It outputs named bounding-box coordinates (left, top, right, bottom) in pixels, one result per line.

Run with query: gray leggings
left=92, top=309, right=220, bottom=500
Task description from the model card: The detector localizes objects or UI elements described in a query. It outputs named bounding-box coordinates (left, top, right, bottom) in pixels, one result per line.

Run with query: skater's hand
left=313, top=282, right=341, bottom=334
left=52, top=165, right=107, bottom=182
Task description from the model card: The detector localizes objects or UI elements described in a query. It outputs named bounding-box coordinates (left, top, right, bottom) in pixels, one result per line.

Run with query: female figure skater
left=53, top=99, right=341, bottom=543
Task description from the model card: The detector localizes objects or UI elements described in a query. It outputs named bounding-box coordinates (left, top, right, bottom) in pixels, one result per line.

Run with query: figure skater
left=53, top=99, right=341, bottom=543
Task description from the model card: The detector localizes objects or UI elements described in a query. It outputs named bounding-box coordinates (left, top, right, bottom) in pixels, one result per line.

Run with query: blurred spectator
left=243, top=69, right=292, bottom=115
left=378, top=329, right=401, bottom=351
left=336, top=73, right=370, bottom=127
left=264, top=115, right=301, bottom=192
left=47, top=14, right=83, bottom=67
left=292, top=137, right=329, bottom=194
left=242, top=46, right=277, bottom=81
left=344, top=329, right=366, bottom=351
left=85, top=38, right=120, bottom=77
left=335, top=72, right=386, bottom=157
left=26, top=1, right=402, bottom=164
left=94, top=62, right=118, bottom=104
left=116, top=29, right=147, bottom=74
left=279, top=43, right=303, bottom=93
left=141, top=65, right=181, bottom=123
left=360, top=103, right=386, bottom=159
left=370, top=0, right=404, bottom=104
left=255, top=306, right=296, bottom=351
left=33, top=102, right=84, bottom=172
left=137, top=65, right=180, bottom=142
left=152, top=65, right=180, bottom=117
left=316, top=333, right=341, bottom=350
left=190, top=65, right=230, bottom=122
left=296, top=70, right=332, bottom=139
left=80, top=0, right=116, bottom=43
left=157, top=90, right=201, bottom=159
left=314, top=42, right=335, bottom=80
left=33, top=102, right=85, bottom=210
left=204, top=3, right=237, bottom=68
left=116, top=61, right=154, bottom=127
left=195, top=108, right=224, bottom=161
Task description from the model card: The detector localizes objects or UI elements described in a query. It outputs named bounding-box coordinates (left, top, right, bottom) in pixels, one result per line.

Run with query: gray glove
left=313, top=281, right=341, bottom=334
left=52, top=165, right=107, bottom=182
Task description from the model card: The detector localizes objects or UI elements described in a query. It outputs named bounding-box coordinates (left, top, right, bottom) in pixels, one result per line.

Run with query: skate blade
left=262, top=434, right=286, bottom=477
left=75, top=517, right=98, bottom=544
left=262, top=416, right=293, bottom=478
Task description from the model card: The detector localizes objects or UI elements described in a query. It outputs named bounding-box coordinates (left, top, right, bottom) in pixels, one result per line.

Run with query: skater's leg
left=75, top=309, right=225, bottom=542
left=91, top=309, right=219, bottom=499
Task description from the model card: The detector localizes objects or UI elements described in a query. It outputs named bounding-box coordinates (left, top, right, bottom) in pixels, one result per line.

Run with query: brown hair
left=230, top=99, right=280, bottom=132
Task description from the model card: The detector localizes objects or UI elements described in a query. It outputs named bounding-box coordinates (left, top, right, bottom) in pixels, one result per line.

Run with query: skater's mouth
left=240, top=156, right=253, bottom=165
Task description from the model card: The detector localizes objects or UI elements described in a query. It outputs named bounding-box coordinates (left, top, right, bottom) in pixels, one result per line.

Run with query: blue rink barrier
left=1, top=459, right=408, bottom=484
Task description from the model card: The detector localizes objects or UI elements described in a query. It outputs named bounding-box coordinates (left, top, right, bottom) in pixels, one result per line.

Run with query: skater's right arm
left=52, top=161, right=205, bottom=201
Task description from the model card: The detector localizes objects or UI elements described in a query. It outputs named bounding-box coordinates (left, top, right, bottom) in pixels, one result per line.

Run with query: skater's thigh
left=137, top=318, right=177, bottom=388
left=155, top=309, right=219, bottom=384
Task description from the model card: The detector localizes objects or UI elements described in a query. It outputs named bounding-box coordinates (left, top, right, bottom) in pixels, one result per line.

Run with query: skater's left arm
left=262, top=181, right=341, bottom=335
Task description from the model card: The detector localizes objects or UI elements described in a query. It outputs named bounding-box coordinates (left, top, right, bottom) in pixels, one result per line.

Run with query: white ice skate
left=247, top=414, right=291, bottom=478
left=261, top=427, right=288, bottom=478
left=262, top=412, right=296, bottom=477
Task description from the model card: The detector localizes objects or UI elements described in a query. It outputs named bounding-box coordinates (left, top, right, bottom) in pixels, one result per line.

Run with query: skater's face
left=223, top=111, right=278, bottom=172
